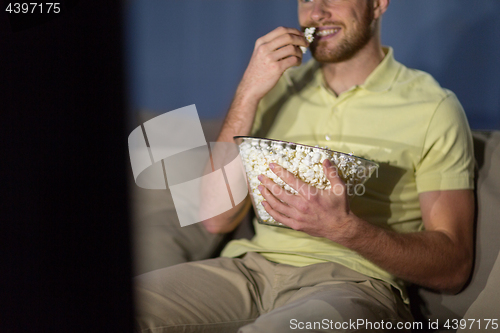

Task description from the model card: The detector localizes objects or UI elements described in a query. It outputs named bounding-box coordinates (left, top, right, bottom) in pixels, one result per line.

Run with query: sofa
left=411, top=130, right=500, bottom=332
left=131, top=114, right=500, bottom=332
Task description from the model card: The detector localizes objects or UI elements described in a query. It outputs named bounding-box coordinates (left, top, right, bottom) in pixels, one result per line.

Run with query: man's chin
left=311, top=51, right=346, bottom=64
left=311, top=45, right=359, bottom=64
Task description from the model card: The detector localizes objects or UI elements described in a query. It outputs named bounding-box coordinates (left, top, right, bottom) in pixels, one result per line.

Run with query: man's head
left=298, top=0, right=389, bottom=63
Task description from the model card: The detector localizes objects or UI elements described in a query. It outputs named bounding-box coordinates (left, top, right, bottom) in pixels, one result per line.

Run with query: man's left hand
left=258, top=159, right=355, bottom=242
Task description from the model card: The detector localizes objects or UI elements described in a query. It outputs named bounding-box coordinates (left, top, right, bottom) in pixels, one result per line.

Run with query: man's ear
left=373, top=0, right=390, bottom=20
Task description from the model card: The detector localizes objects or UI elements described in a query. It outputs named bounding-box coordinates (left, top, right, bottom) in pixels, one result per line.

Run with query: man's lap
left=134, top=252, right=412, bottom=333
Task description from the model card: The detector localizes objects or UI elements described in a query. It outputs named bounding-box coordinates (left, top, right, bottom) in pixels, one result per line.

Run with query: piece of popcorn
left=300, top=27, right=316, bottom=54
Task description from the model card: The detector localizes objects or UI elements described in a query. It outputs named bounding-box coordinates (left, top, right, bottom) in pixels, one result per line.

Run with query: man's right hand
left=237, top=27, right=308, bottom=101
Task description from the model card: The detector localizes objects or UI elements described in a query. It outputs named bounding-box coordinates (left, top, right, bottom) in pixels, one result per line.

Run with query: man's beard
left=310, top=5, right=375, bottom=63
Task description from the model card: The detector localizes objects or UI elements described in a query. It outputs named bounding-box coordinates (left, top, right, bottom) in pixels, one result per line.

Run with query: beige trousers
left=134, top=252, right=413, bottom=333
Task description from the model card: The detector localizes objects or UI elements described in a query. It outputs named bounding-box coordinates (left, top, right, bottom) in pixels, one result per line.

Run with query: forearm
left=201, top=90, right=259, bottom=234
left=217, top=87, right=260, bottom=143
left=342, top=216, right=473, bottom=293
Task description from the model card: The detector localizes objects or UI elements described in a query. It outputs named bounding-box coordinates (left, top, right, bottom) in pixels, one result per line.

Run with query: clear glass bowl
left=234, top=136, right=379, bottom=228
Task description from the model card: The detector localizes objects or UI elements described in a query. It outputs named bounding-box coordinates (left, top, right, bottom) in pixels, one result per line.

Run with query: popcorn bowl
left=234, top=136, right=379, bottom=228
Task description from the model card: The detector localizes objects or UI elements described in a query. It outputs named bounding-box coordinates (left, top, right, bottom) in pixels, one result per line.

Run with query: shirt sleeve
left=415, top=91, right=475, bottom=193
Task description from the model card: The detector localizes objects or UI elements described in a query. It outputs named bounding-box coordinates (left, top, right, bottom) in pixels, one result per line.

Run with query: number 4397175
left=6, top=3, right=61, bottom=14
left=444, top=319, right=498, bottom=330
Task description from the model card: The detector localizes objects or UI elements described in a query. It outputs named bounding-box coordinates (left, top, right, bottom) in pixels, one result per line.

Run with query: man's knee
left=238, top=284, right=408, bottom=333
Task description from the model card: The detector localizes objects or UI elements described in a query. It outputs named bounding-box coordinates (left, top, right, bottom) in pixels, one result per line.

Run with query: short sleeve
left=415, top=92, right=475, bottom=193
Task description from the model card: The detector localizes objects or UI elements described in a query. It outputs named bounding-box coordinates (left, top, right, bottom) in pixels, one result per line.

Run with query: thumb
left=323, top=159, right=343, bottom=186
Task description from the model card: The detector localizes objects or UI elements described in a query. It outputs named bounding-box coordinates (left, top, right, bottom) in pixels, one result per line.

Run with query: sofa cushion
left=410, top=131, right=500, bottom=328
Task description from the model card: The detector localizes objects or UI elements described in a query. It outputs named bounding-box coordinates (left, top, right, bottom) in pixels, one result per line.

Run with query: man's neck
left=320, top=38, right=385, bottom=96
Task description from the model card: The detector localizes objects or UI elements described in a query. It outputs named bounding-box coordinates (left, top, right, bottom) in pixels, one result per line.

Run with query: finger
left=323, top=159, right=342, bottom=184
left=269, top=163, right=310, bottom=198
left=267, top=32, right=308, bottom=52
left=279, top=55, right=302, bottom=69
left=258, top=174, right=302, bottom=207
left=258, top=185, right=295, bottom=219
left=323, top=159, right=347, bottom=196
left=261, top=201, right=296, bottom=228
left=271, top=44, right=303, bottom=62
left=256, top=26, right=303, bottom=46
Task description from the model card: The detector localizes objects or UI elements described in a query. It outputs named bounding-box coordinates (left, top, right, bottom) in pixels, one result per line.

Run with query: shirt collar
left=311, top=47, right=401, bottom=93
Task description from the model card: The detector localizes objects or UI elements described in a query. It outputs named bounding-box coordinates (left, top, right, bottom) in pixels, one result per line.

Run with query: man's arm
left=202, top=27, right=308, bottom=234
left=216, top=26, right=307, bottom=143
left=344, top=189, right=474, bottom=294
left=258, top=161, right=474, bottom=293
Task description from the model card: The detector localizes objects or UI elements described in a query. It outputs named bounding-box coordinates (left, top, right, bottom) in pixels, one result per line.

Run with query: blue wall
left=124, top=0, right=500, bottom=129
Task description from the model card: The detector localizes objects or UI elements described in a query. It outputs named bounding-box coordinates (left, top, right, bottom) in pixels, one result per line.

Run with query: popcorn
left=236, top=137, right=378, bottom=228
left=300, top=27, right=316, bottom=54
left=304, top=27, right=316, bottom=42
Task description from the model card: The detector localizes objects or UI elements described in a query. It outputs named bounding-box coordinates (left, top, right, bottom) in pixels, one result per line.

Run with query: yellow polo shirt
left=221, top=47, right=474, bottom=303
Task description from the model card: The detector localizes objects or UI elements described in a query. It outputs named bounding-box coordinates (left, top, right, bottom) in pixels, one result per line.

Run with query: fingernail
left=258, top=185, right=263, bottom=192
left=269, top=163, right=275, bottom=170
left=258, top=175, right=263, bottom=181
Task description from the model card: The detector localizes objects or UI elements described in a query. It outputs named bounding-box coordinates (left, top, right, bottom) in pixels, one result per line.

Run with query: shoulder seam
left=418, top=91, right=454, bottom=167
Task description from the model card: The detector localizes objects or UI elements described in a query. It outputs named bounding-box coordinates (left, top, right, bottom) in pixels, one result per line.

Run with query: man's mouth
left=315, top=28, right=341, bottom=39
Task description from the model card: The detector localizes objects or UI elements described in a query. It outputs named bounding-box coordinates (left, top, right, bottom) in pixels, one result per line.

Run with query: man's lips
left=314, top=27, right=341, bottom=40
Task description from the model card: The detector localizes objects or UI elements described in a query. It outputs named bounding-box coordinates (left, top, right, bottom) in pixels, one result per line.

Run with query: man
left=135, top=0, right=475, bottom=331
